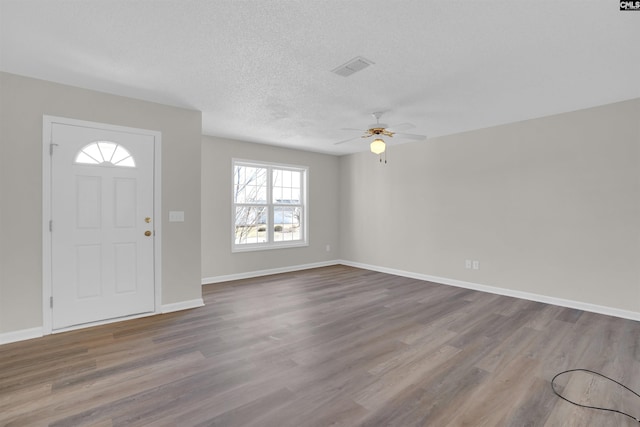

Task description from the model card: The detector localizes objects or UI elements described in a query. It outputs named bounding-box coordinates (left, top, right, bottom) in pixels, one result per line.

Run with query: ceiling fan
left=334, top=112, right=427, bottom=154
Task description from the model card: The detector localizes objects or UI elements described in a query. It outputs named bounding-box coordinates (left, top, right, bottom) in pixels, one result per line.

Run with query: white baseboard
left=202, top=260, right=340, bottom=285
left=339, top=260, right=640, bottom=322
left=0, top=327, right=43, bottom=345
left=161, top=298, right=205, bottom=313
left=4, top=263, right=637, bottom=346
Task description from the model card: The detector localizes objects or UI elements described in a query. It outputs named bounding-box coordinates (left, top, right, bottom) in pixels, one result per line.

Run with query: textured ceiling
left=1, top=1, right=639, bottom=155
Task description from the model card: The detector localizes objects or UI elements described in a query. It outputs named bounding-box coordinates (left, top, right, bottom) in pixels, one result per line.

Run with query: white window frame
left=232, top=159, right=308, bottom=252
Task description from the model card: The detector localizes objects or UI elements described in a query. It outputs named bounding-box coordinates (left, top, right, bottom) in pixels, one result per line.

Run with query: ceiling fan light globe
left=370, top=138, right=386, bottom=154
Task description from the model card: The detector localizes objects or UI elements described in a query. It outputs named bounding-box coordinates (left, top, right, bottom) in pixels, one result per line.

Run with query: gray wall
left=340, top=98, right=640, bottom=312
left=0, top=72, right=202, bottom=334
left=2, top=70, right=638, bottom=335
left=201, top=136, right=340, bottom=280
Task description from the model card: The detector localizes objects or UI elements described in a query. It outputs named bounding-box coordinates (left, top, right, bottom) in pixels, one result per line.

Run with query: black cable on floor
left=551, top=368, right=640, bottom=423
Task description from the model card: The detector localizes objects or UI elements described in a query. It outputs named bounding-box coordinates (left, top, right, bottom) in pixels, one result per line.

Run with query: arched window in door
left=74, top=141, right=136, bottom=167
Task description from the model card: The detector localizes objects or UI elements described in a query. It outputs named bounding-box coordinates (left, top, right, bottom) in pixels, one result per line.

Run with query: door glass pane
left=75, top=141, right=136, bottom=168
left=98, top=142, right=117, bottom=163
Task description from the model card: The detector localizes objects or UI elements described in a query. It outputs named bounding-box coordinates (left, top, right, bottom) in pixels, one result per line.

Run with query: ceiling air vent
left=331, top=56, right=374, bottom=77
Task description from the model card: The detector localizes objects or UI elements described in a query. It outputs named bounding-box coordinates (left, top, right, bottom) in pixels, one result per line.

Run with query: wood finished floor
left=2, top=265, right=640, bottom=426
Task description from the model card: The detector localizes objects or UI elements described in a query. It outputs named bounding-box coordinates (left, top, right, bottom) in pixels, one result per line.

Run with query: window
left=75, top=141, right=136, bottom=167
left=232, top=159, right=308, bottom=251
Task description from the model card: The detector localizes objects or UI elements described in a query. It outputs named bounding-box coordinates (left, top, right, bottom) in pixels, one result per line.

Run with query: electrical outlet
left=473, top=260, right=480, bottom=270
left=325, top=244, right=331, bottom=252
left=465, top=260, right=472, bottom=269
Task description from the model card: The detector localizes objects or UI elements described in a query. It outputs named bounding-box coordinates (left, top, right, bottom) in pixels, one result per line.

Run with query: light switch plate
left=169, top=211, right=184, bottom=222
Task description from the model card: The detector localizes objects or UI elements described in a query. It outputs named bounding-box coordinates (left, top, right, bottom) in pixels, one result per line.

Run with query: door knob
left=144, top=231, right=152, bottom=237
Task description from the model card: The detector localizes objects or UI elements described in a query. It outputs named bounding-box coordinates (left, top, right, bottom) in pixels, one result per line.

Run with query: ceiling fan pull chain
left=378, top=151, right=387, bottom=164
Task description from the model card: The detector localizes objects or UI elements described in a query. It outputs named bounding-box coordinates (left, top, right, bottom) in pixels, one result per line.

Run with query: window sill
left=232, top=241, right=309, bottom=253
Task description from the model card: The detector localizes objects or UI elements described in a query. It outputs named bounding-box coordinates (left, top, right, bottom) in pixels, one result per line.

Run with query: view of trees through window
left=233, top=161, right=306, bottom=249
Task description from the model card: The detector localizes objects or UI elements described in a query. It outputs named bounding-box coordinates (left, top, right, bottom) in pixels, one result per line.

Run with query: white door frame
left=42, top=115, right=162, bottom=334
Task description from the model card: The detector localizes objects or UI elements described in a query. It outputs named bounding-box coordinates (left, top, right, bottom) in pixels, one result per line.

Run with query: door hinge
left=49, top=220, right=53, bottom=232
left=50, top=296, right=53, bottom=308
left=49, top=143, right=58, bottom=156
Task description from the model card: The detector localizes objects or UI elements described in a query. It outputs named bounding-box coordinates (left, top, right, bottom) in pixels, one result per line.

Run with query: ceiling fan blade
left=395, top=132, right=427, bottom=141
left=334, top=136, right=361, bottom=145
left=387, top=122, right=415, bottom=132
left=340, top=127, right=365, bottom=132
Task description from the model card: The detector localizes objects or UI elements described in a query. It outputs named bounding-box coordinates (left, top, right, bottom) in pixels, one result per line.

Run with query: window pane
left=291, top=188, right=300, bottom=204
left=98, top=142, right=117, bottom=163
left=273, top=187, right=282, bottom=203
left=235, top=206, right=267, bottom=244
left=282, top=170, right=291, bottom=187
left=257, top=185, right=267, bottom=203
left=272, top=168, right=299, bottom=204
left=273, top=169, right=282, bottom=187
left=115, top=156, right=136, bottom=167
left=83, top=143, right=103, bottom=163
left=273, top=207, right=301, bottom=242
left=234, top=166, right=267, bottom=204
left=291, top=171, right=301, bottom=189
left=110, top=145, right=130, bottom=164
left=75, top=151, right=99, bottom=164
left=272, top=170, right=280, bottom=203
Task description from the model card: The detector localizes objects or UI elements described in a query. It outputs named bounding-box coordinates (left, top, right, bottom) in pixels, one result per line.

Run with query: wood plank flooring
left=2, top=265, right=640, bottom=426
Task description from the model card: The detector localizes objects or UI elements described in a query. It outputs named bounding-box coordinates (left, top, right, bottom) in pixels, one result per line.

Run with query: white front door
left=50, top=121, right=156, bottom=330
